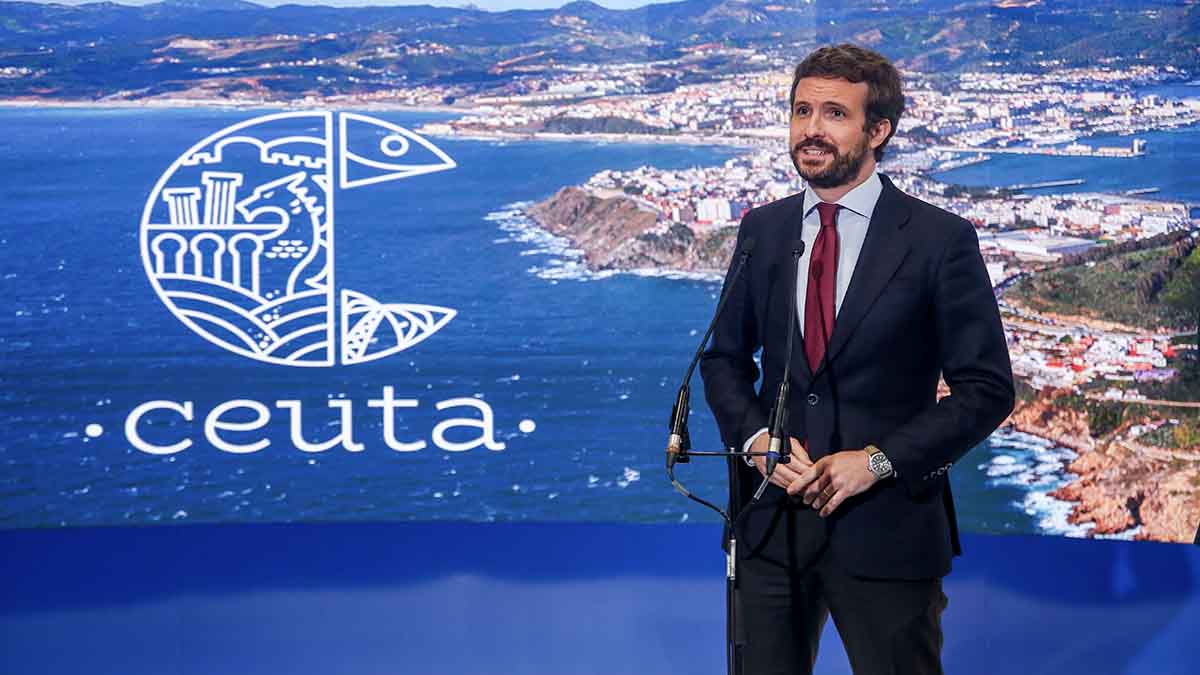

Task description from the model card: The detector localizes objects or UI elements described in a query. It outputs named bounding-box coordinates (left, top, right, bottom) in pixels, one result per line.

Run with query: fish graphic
left=140, top=112, right=457, bottom=367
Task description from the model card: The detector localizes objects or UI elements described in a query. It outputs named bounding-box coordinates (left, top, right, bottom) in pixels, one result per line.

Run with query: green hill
left=1008, top=234, right=1198, bottom=331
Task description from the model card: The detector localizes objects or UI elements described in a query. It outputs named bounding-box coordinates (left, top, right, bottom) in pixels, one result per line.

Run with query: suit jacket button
left=806, top=393, right=819, bottom=406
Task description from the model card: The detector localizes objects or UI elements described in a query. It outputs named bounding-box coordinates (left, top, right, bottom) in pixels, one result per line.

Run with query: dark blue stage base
left=3, top=524, right=1199, bottom=675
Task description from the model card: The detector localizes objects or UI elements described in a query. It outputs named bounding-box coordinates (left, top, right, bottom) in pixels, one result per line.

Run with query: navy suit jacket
left=700, top=173, right=1015, bottom=579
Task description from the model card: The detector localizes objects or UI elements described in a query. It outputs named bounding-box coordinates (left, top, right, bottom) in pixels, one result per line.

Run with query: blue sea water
left=1136, top=81, right=1200, bottom=103
left=933, top=124, right=1200, bottom=206
left=2, top=108, right=1195, bottom=535
left=0, top=108, right=743, bottom=527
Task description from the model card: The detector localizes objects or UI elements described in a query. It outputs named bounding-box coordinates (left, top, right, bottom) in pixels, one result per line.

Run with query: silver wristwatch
left=866, top=445, right=894, bottom=480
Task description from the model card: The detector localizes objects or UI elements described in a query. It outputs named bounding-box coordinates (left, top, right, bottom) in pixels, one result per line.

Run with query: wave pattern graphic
left=160, top=276, right=331, bottom=361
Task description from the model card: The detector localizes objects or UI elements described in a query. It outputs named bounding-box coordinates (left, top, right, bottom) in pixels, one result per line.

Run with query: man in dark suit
left=700, top=44, right=1015, bottom=674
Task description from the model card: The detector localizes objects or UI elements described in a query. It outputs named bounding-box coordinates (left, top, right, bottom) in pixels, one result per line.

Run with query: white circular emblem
left=140, top=112, right=457, bottom=367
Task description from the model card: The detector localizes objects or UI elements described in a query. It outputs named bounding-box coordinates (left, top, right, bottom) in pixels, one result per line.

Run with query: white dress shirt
left=795, top=170, right=882, bottom=334
left=743, top=171, right=884, bottom=456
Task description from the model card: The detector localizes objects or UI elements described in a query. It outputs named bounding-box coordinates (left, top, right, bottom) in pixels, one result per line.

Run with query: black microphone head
left=741, top=237, right=757, bottom=255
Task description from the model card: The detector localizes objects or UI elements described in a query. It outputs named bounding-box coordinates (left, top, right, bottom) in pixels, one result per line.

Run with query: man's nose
left=806, top=112, right=825, bottom=137
left=802, top=113, right=825, bottom=139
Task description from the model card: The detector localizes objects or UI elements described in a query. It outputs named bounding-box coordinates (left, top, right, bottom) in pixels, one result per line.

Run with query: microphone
left=763, top=240, right=806, bottom=479
left=667, top=236, right=756, bottom=469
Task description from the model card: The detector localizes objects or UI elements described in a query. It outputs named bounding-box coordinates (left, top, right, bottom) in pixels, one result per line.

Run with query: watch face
left=870, top=452, right=892, bottom=476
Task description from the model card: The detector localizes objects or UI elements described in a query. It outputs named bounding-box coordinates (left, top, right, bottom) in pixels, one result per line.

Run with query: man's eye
left=830, top=109, right=845, bottom=119
left=794, top=106, right=809, bottom=116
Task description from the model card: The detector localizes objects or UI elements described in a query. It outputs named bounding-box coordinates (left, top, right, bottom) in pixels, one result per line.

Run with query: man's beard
left=790, top=133, right=871, bottom=189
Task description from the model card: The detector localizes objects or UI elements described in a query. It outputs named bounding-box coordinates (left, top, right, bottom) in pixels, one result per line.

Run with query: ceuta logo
left=140, top=112, right=457, bottom=367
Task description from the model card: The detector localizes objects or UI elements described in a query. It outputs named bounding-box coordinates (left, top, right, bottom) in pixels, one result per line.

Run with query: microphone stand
left=754, top=241, right=805, bottom=501
left=665, top=238, right=805, bottom=675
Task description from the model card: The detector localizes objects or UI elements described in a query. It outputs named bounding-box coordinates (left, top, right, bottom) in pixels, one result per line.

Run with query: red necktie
left=804, top=202, right=840, bottom=372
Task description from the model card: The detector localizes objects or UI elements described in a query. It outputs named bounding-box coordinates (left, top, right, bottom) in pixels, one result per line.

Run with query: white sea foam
left=982, top=458, right=1023, bottom=478
left=1022, top=489, right=1093, bottom=537
left=626, top=267, right=723, bottom=282
left=1033, top=460, right=1063, bottom=475
left=616, top=466, right=641, bottom=488
left=985, top=428, right=1109, bottom=538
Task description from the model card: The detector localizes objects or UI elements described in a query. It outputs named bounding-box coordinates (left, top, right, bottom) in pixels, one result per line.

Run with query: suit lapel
left=811, top=174, right=912, bottom=380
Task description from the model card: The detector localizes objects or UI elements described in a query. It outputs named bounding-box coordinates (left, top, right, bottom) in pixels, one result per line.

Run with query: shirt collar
left=803, top=170, right=883, bottom=222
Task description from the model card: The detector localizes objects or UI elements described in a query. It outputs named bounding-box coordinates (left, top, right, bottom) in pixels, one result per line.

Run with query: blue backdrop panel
left=2, top=524, right=1198, bottom=675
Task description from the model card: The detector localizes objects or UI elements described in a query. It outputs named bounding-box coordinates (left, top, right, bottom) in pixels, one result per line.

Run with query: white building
left=696, top=197, right=733, bottom=224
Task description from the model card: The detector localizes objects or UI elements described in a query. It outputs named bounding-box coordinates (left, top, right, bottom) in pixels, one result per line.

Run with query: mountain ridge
left=1, top=0, right=1194, bottom=102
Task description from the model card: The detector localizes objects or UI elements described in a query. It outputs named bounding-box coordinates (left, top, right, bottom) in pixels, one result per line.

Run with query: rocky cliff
left=525, top=187, right=737, bottom=274
left=1009, top=392, right=1200, bottom=542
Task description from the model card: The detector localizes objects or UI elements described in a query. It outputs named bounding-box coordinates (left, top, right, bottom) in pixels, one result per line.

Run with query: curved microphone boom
left=666, top=236, right=756, bottom=473
left=663, top=236, right=801, bottom=675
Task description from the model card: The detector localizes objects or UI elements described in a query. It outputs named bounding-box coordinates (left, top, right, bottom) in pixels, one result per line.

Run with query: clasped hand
left=747, top=435, right=879, bottom=518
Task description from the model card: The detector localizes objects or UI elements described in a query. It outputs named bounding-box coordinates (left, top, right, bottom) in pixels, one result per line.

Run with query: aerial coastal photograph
left=2, top=0, right=1198, bottom=542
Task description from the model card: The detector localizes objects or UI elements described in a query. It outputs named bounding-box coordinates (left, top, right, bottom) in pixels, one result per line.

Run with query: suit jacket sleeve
left=882, top=218, right=1016, bottom=497
left=700, top=211, right=769, bottom=450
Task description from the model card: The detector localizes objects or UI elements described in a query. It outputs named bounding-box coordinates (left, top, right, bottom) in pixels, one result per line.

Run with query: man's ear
left=869, top=118, right=892, bottom=151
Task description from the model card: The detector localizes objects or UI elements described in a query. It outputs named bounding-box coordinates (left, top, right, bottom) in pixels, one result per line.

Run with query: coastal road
left=1086, top=394, right=1200, bottom=409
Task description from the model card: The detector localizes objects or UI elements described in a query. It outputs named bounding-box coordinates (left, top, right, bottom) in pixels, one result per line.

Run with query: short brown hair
left=789, top=44, right=905, bottom=162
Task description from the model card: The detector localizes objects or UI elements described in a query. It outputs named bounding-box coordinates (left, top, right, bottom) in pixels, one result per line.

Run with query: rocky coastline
left=1007, top=392, right=1200, bottom=543
left=524, top=186, right=737, bottom=275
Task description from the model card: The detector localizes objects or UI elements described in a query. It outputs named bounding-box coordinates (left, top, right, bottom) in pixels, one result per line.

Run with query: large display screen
left=2, top=0, right=1197, bottom=543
